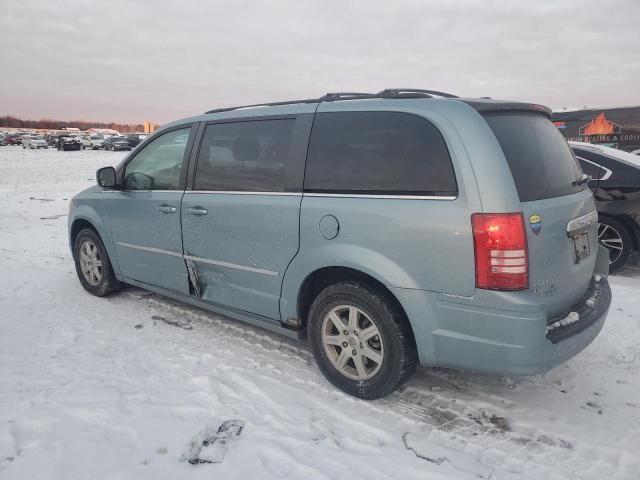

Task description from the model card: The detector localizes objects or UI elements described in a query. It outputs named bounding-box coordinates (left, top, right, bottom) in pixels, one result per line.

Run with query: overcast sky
left=1, top=0, right=638, bottom=125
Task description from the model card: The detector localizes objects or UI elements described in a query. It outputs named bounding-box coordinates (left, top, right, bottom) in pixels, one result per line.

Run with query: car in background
left=45, top=134, right=67, bottom=149
left=630, top=149, right=640, bottom=155
left=22, top=135, right=48, bottom=149
left=4, top=135, right=24, bottom=146
left=58, top=136, right=82, bottom=151
left=571, top=141, right=640, bottom=272
left=88, top=135, right=105, bottom=149
left=77, top=135, right=93, bottom=150
left=103, top=136, right=141, bottom=151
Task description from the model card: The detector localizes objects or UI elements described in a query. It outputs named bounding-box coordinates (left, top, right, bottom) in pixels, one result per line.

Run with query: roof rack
left=205, top=97, right=320, bottom=114
left=377, top=88, right=459, bottom=99
left=204, top=88, right=458, bottom=114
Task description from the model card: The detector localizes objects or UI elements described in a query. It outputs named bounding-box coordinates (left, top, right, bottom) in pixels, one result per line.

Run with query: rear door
left=181, top=114, right=312, bottom=320
left=483, top=112, right=599, bottom=316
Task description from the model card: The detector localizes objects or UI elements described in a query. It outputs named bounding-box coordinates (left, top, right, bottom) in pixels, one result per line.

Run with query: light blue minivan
left=69, top=89, right=611, bottom=399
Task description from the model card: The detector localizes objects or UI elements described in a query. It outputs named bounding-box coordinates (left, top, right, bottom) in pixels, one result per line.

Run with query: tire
left=307, top=281, right=417, bottom=399
left=598, top=217, right=633, bottom=273
left=73, top=228, right=121, bottom=296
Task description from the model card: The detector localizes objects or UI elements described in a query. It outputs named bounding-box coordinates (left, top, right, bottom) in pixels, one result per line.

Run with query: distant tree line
left=0, top=115, right=144, bottom=133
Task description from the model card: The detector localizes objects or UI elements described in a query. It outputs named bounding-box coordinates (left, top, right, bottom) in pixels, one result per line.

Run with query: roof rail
left=205, top=97, right=320, bottom=114
left=377, top=88, right=459, bottom=99
left=204, top=88, right=458, bottom=114
left=319, top=92, right=377, bottom=101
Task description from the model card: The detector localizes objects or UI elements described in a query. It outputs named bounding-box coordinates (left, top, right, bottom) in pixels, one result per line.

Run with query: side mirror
left=96, top=166, right=117, bottom=188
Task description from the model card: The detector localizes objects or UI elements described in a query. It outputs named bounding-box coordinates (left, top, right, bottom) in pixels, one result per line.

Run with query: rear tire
left=73, top=228, right=121, bottom=296
left=307, top=281, right=417, bottom=399
left=598, top=217, right=633, bottom=273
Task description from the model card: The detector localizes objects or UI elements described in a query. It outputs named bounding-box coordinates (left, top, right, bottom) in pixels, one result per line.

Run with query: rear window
left=304, top=112, right=457, bottom=196
left=483, top=112, right=585, bottom=202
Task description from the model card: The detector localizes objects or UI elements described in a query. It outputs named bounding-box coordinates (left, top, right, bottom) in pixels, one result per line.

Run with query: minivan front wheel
left=308, top=281, right=417, bottom=399
left=73, top=228, right=121, bottom=296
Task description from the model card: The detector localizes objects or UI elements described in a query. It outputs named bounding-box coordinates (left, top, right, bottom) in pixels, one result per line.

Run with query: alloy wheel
left=79, top=240, right=103, bottom=286
left=598, top=223, right=624, bottom=264
left=321, top=305, right=384, bottom=381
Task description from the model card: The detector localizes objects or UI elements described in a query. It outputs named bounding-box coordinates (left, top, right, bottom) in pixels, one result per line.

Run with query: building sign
left=552, top=107, right=640, bottom=152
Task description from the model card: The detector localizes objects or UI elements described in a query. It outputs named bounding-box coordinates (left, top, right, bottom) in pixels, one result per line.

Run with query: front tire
left=307, top=281, right=417, bottom=399
left=73, top=228, right=121, bottom=296
left=598, top=217, right=633, bottom=273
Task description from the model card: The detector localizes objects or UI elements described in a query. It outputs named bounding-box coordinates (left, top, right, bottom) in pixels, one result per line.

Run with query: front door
left=108, top=126, right=194, bottom=294
left=181, top=117, right=306, bottom=320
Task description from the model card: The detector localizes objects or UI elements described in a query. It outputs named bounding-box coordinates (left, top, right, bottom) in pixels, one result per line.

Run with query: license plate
left=573, top=232, right=590, bottom=264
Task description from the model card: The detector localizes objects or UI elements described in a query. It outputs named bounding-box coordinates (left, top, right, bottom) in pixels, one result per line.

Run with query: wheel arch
left=295, top=266, right=416, bottom=347
left=69, top=212, right=121, bottom=275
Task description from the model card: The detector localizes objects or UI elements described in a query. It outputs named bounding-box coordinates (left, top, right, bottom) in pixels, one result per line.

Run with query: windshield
left=483, top=112, right=585, bottom=202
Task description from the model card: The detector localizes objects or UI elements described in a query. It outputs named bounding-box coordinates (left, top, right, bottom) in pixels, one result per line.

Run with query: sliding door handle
left=186, top=206, right=208, bottom=216
left=157, top=205, right=177, bottom=214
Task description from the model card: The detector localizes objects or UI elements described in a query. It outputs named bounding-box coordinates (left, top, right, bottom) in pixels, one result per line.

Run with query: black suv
left=571, top=141, right=640, bottom=272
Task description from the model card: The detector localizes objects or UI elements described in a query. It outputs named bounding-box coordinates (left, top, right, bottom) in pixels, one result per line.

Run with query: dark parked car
left=571, top=141, right=640, bottom=272
left=58, top=136, right=82, bottom=151
left=103, top=136, right=141, bottom=151
left=4, top=135, right=23, bottom=146
left=46, top=134, right=67, bottom=148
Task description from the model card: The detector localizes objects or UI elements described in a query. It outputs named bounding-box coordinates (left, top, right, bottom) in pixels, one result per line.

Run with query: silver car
left=22, top=135, right=48, bottom=149
left=68, top=89, right=611, bottom=399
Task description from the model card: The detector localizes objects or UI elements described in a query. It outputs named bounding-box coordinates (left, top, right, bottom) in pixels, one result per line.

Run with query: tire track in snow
left=115, top=289, right=639, bottom=479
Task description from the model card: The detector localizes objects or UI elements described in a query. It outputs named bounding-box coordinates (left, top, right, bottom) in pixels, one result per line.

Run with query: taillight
left=471, top=213, right=528, bottom=291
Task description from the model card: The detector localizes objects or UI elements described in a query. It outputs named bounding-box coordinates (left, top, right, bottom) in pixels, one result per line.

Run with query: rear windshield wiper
left=572, top=173, right=591, bottom=186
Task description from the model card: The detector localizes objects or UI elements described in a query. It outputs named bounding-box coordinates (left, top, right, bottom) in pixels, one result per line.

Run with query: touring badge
left=529, top=214, right=542, bottom=235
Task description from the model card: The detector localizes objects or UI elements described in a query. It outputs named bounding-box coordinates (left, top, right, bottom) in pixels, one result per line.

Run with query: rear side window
left=483, top=112, right=585, bottom=202
left=194, top=119, right=295, bottom=192
left=575, top=156, right=604, bottom=181
left=304, top=112, right=457, bottom=195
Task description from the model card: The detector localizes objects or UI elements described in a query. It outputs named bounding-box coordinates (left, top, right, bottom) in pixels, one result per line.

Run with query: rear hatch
left=483, top=111, right=598, bottom=317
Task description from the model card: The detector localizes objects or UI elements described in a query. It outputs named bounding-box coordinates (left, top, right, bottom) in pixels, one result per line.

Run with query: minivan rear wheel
left=73, top=228, right=121, bottom=296
left=598, top=217, right=632, bottom=273
left=307, top=281, right=417, bottom=399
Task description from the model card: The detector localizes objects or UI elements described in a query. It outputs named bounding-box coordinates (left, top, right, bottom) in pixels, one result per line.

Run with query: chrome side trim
left=116, top=241, right=279, bottom=276
left=101, top=190, right=184, bottom=193
left=567, top=210, right=599, bottom=233
left=183, top=255, right=278, bottom=276
left=576, top=156, right=613, bottom=181
left=186, top=190, right=301, bottom=196
left=116, top=242, right=183, bottom=258
left=303, top=193, right=457, bottom=200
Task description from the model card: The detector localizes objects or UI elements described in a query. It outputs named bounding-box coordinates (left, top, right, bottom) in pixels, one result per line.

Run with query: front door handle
left=157, top=205, right=177, bottom=214
left=186, top=206, right=208, bottom=216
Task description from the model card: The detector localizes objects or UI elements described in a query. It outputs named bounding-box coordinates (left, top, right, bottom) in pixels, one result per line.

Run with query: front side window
left=304, top=111, right=457, bottom=195
left=124, top=127, right=191, bottom=190
left=194, top=119, right=295, bottom=192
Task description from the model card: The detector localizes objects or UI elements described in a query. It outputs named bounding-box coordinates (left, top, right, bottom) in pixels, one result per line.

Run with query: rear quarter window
left=483, top=112, right=585, bottom=202
left=304, top=111, right=457, bottom=196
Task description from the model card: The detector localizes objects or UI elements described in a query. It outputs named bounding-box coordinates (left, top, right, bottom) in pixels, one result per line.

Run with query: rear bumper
left=393, top=246, right=611, bottom=375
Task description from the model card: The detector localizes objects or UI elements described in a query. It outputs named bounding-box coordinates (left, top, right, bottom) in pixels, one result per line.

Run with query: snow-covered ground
left=1, top=147, right=639, bottom=480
